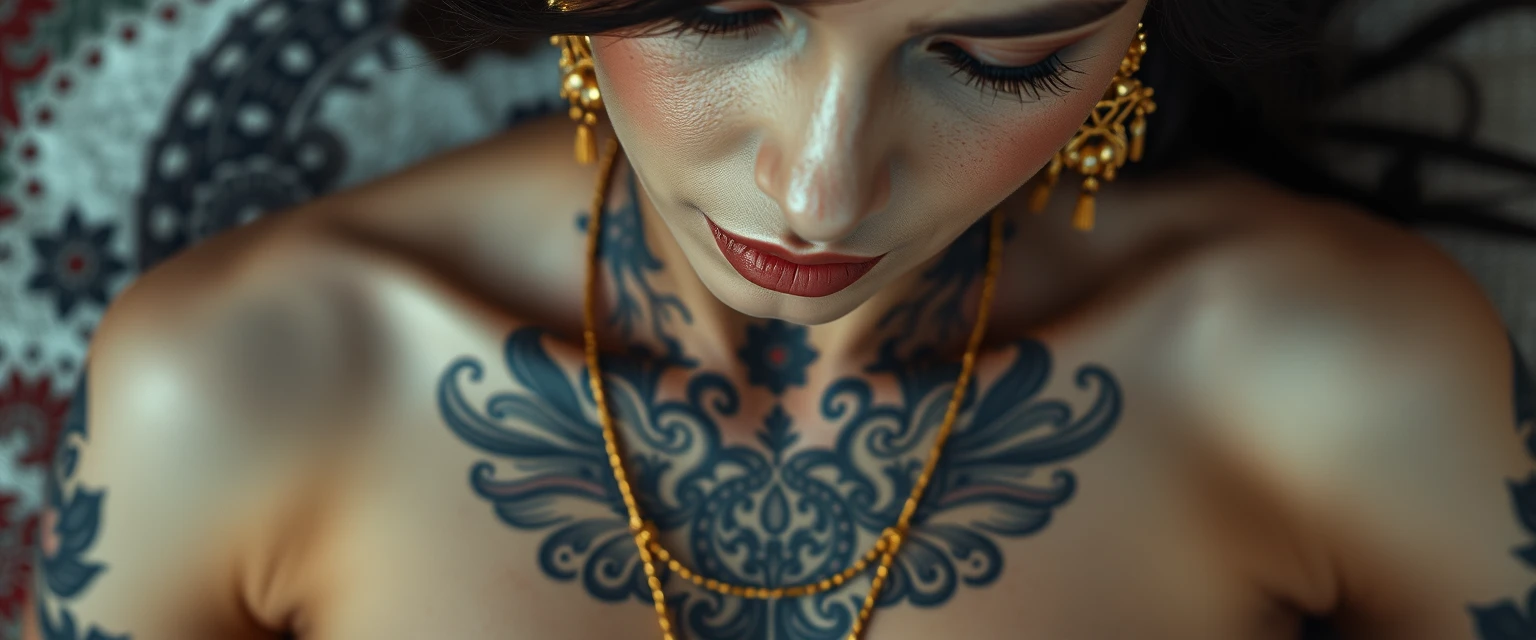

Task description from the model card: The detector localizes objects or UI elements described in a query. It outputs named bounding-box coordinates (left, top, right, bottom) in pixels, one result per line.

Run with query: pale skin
left=23, top=0, right=1536, bottom=638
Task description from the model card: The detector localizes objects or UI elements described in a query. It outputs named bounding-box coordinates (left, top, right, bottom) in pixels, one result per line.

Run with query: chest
left=275, top=322, right=1315, bottom=640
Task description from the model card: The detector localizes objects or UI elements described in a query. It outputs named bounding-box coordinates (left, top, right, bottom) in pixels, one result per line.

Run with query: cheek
left=592, top=38, right=737, bottom=155
left=928, top=101, right=1092, bottom=200
left=591, top=39, right=670, bottom=134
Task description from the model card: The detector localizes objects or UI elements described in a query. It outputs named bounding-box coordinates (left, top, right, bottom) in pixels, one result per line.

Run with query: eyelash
left=672, top=6, right=780, bottom=38
left=931, top=42, right=1080, bottom=100
left=670, top=7, right=1081, bottom=100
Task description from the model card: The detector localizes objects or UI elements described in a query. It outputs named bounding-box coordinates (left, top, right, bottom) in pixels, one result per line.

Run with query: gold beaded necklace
left=580, top=139, right=1005, bottom=640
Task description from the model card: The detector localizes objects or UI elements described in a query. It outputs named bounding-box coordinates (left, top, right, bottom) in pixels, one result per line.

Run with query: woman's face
left=591, top=0, right=1147, bottom=325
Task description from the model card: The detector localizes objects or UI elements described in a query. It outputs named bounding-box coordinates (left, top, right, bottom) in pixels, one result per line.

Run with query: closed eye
left=671, top=5, right=780, bottom=38
left=668, top=4, right=1085, bottom=101
left=930, top=42, right=1082, bottom=100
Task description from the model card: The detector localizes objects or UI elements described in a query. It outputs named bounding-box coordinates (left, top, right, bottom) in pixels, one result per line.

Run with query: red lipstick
left=708, top=218, right=883, bottom=298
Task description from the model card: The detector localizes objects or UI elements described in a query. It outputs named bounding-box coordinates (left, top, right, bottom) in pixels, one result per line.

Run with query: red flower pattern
left=0, top=370, right=69, bottom=469
left=0, top=494, right=38, bottom=623
left=0, top=0, right=56, bottom=128
left=0, top=370, right=71, bottom=628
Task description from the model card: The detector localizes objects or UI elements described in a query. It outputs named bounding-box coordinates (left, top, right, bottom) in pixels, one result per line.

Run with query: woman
left=25, top=0, right=1536, bottom=638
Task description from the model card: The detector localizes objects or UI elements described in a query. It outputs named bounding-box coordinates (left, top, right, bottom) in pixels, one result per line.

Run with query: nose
left=754, top=51, right=893, bottom=244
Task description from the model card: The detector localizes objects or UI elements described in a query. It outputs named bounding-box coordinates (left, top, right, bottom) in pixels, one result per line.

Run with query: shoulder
left=1173, top=187, right=1511, bottom=426
left=81, top=200, right=390, bottom=534
left=30, top=209, right=374, bottom=634
left=94, top=111, right=603, bottom=432
left=95, top=112, right=605, bottom=419
left=1168, top=183, right=1519, bottom=465
left=80, top=112, right=610, bottom=488
left=95, top=205, right=381, bottom=434
left=50, top=117, right=601, bottom=629
left=1160, top=187, right=1536, bottom=632
left=1139, top=168, right=1530, bottom=496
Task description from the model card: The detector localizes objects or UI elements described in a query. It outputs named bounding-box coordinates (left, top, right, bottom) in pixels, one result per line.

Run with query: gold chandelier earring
left=1029, top=24, right=1157, bottom=232
left=552, top=34, right=604, bottom=164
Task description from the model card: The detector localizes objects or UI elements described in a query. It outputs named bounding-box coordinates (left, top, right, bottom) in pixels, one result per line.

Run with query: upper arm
left=1466, top=342, right=1536, bottom=638
left=1317, top=324, right=1536, bottom=640
left=25, top=243, right=341, bottom=640
left=28, top=302, right=249, bottom=639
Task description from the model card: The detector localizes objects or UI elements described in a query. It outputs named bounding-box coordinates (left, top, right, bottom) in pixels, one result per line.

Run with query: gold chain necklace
left=581, top=139, right=1004, bottom=640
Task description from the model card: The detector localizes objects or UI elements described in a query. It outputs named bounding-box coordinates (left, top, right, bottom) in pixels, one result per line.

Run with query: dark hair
left=401, top=0, right=1536, bottom=240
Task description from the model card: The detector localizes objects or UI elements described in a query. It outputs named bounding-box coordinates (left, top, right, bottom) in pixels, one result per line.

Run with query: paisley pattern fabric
left=0, top=0, right=1531, bottom=638
left=0, top=0, right=561, bottom=635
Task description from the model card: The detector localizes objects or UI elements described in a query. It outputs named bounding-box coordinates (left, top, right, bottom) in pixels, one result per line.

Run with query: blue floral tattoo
left=440, top=171, right=1123, bottom=638
left=738, top=321, right=818, bottom=395
left=35, top=377, right=131, bottom=640
left=440, top=327, right=1120, bottom=637
left=1469, top=338, right=1536, bottom=639
left=576, top=175, right=695, bottom=367
left=878, top=218, right=1014, bottom=345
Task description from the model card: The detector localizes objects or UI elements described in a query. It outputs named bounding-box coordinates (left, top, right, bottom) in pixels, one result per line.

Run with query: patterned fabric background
left=0, top=0, right=562, bottom=635
left=0, top=0, right=1530, bottom=638
left=1324, top=0, right=1536, bottom=358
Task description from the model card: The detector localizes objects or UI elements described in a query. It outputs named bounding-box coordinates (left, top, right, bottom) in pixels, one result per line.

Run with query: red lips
left=708, top=218, right=883, bottom=298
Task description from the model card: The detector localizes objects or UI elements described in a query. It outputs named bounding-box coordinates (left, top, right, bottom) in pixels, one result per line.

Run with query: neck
left=595, top=158, right=995, bottom=375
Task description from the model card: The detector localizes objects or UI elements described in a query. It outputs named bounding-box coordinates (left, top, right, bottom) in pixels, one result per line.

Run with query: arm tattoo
left=439, top=178, right=1123, bottom=639
left=35, top=375, right=130, bottom=640
left=1468, top=337, right=1536, bottom=639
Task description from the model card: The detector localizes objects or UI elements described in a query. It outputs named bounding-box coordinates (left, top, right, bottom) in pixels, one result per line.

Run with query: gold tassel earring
left=552, top=34, right=603, bottom=165
left=1029, top=24, right=1157, bottom=232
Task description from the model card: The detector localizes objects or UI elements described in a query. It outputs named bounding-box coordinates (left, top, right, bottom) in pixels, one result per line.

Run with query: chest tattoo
left=438, top=177, right=1124, bottom=639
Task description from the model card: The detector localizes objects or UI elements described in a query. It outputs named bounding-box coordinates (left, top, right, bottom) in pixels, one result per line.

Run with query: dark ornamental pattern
left=738, top=320, right=819, bottom=395
left=25, top=209, right=127, bottom=321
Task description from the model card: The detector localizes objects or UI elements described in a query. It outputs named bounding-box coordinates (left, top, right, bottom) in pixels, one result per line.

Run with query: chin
left=704, top=278, right=884, bottom=326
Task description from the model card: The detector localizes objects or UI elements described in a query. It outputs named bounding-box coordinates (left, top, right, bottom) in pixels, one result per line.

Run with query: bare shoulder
left=105, top=112, right=599, bottom=407
left=1126, top=176, right=1536, bottom=634
left=1124, top=166, right=1522, bottom=490
left=32, top=203, right=373, bottom=636
left=1158, top=175, right=1536, bottom=637
left=1162, top=173, right=1516, bottom=451
left=1178, top=180, right=1504, bottom=398
left=97, top=211, right=367, bottom=430
left=41, top=115, right=603, bottom=634
left=95, top=113, right=605, bottom=444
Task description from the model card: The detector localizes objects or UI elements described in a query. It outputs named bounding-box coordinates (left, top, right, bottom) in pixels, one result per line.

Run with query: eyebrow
left=907, top=0, right=1129, bottom=39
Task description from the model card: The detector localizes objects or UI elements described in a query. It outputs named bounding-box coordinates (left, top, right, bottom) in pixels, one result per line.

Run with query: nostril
left=780, top=232, right=815, bottom=250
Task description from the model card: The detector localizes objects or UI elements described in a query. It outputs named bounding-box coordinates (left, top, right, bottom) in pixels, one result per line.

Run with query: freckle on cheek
left=948, top=127, right=1055, bottom=198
